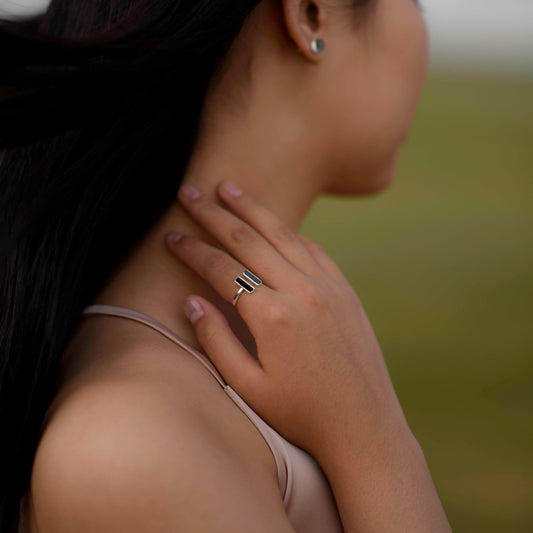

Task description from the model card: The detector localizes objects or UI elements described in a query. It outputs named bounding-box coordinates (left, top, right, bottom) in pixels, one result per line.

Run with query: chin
left=330, top=152, right=399, bottom=197
left=366, top=154, right=399, bottom=194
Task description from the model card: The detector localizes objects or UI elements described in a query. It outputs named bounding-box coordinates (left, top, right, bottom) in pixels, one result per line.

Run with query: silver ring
left=232, top=269, right=262, bottom=306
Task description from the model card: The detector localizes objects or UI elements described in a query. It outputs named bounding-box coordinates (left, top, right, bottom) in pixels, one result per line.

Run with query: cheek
left=317, top=4, right=429, bottom=193
left=322, top=74, right=402, bottom=194
left=380, top=8, right=429, bottom=140
left=323, top=46, right=428, bottom=192
left=333, top=68, right=403, bottom=163
left=351, top=10, right=428, bottom=154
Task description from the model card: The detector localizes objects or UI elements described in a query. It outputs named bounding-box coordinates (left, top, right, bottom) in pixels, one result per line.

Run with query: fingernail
left=166, top=232, right=183, bottom=245
left=179, top=183, right=200, bottom=201
left=184, top=298, right=204, bottom=323
left=222, top=181, right=242, bottom=197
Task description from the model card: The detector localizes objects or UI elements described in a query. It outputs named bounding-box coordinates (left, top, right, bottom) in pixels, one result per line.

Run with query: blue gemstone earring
left=310, top=38, right=325, bottom=54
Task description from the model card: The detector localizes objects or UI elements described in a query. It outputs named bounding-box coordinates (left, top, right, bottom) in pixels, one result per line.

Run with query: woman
left=0, top=0, right=452, bottom=531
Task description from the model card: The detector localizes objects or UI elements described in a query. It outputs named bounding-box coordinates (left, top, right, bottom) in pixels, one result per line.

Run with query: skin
left=62, top=0, right=428, bottom=366
left=29, top=0, right=429, bottom=531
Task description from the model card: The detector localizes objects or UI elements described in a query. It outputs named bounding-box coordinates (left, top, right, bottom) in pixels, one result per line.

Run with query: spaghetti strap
left=19, top=308, right=344, bottom=532
left=81, top=304, right=227, bottom=388
left=80, top=303, right=294, bottom=505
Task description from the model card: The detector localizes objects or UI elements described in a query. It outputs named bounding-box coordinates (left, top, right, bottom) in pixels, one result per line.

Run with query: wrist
left=314, top=411, right=422, bottom=473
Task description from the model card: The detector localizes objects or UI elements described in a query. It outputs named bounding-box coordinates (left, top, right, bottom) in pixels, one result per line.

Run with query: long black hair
left=0, top=0, right=374, bottom=531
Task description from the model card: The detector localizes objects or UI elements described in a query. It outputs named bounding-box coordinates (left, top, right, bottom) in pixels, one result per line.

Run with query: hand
left=165, top=180, right=410, bottom=459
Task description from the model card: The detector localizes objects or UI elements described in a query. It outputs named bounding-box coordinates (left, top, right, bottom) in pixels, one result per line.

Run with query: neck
left=88, top=124, right=325, bottom=355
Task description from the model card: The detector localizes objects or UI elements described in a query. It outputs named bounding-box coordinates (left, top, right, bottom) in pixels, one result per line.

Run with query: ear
left=281, top=0, right=327, bottom=63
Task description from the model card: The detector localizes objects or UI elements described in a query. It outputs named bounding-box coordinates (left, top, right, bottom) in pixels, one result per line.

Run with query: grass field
left=299, top=69, right=533, bottom=532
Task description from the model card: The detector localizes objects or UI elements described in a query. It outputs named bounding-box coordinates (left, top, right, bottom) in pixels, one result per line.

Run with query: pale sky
left=1, top=0, right=533, bottom=78
left=422, top=0, right=533, bottom=78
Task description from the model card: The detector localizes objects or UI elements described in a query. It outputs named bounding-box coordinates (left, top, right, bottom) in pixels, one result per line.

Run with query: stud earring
left=310, top=38, right=325, bottom=54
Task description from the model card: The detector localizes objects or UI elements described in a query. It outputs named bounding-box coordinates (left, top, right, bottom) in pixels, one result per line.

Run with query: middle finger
left=177, top=184, right=307, bottom=290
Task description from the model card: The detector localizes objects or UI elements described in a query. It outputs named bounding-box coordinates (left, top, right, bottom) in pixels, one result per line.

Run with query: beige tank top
left=18, top=304, right=344, bottom=533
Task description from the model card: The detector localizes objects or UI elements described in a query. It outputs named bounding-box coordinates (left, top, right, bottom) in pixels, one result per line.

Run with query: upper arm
left=31, top=381, right=296, bottom=533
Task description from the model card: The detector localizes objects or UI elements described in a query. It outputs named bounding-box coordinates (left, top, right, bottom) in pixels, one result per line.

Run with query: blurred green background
left=300, top=70, right=533, bottom=532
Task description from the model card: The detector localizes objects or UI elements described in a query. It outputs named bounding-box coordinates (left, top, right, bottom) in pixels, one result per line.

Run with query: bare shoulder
left=30, top=344, right=291, bottom=532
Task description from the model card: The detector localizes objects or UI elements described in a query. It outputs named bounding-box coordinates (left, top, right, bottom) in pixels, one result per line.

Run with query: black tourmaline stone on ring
left=243, top=269, right=262, bottom=285
left=235, top=276, right=254, bottom=293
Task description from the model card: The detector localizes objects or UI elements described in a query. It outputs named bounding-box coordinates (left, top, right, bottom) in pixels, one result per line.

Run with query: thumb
left=183, top=295, right=263, bottom=397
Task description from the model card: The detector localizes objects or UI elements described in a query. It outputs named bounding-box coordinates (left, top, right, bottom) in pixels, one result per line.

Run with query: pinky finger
left=183, top=295, right=264, bottom=397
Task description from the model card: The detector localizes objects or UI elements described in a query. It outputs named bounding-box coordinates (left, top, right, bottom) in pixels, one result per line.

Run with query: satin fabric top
left=18, top=304, right=344, bottom=533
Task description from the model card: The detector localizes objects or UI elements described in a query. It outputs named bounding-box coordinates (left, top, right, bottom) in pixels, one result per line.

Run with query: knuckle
left=300, top=235, right=324, bottom=253
left=272, top=223, right=297, bottom=243
left=297, top=234, right=310, bottom=243
left=229, top=225, right=256, bottom=245
left=302, top=284, right=327, bottom=310
left=309, top=240, right=325, bottom=254
left=194, top=197, right=214, bottom=216
left=205, top=251, right=227, bottom=271
left=263, top=302, right=291, bottom=327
